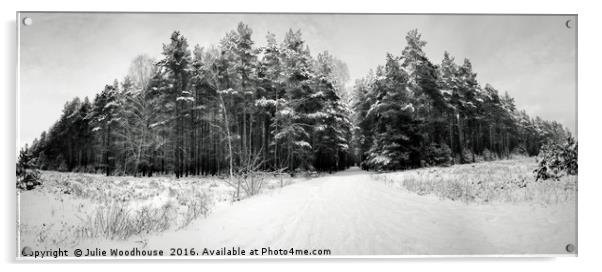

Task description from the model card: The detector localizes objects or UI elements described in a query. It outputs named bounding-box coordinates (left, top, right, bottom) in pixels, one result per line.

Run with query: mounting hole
left=22, top=17, right=33, bottom=26
left=565, top=243, right=576, bottom=253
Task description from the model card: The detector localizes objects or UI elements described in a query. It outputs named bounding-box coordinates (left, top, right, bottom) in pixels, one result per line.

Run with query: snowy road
left=90, top=167, right=576, bottom=255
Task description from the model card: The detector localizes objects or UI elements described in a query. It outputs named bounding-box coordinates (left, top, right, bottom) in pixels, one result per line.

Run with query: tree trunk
left=456, top=112, right=465, bottom=163
left=219, top=93, right=235, bottom=197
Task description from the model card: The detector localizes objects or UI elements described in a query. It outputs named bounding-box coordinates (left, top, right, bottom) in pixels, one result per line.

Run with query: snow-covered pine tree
left=157, top=31, right=193, bottom=178
left=312, top=51, right=353, bottom=172
left=256, top=32, right=285, bottom=169
left=362, top=53, right=418, bottom=170
left=400, top=30, right=448, bottom=165
left=16, top=144, right=41, bottom=190
left=272, top=29, right=316, bottom=171
left=90, top=83, right=121, bottom=175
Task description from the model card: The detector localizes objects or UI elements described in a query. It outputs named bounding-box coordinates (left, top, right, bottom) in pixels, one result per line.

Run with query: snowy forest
left=20, top=23, right=572, bottom=178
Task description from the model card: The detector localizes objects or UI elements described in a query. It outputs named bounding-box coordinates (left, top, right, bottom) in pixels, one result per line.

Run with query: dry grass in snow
left=373, top=158, right=577, bottom=204
left=18, top=171, right=294, bottom=250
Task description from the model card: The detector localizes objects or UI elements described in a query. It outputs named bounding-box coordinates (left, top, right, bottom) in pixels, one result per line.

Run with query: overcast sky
left=18, top=13, right=576, bottom=149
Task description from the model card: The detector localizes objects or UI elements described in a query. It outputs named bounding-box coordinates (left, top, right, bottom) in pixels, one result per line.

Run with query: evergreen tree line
left=22, top=26, right=572, bottom=177
left=352, top=30, right=571, bottom=171
left=25, top=23, right=354, bottom=178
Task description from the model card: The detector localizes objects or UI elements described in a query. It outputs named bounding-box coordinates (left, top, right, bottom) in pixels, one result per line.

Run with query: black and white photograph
left=15, top=12, right=577, bottom=258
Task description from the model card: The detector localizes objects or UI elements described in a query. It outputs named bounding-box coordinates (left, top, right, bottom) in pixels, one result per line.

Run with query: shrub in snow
left=423, top=143, right=452, bottom=167
left=534, top=136, right=578, bottom=181
left=455, top=149, right=476, bottom=164
left=16, top=147, right=41, bottom=190
left=85, top=165, right=96, bottom=173
left=57, top=159, right=68, bottom=172
left=482, top=148, right=494, bottom=161
left=511, top=143, right=528, bottom=157
left=362, top=154, right=394, bottom=171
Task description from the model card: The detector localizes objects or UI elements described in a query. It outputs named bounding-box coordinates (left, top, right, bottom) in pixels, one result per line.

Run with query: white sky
left=18, top=13, right=577, bottom=149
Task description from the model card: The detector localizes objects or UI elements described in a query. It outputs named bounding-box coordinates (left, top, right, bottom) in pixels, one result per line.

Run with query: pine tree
left=362, top=54, right=418, bottom=170
left=90, top=84, right=121, bottom=175
left=257, top=32, right=285, bottom=169
left=400, top=30, right=446, bottom=164
left=157, top=31, right=193, bottom=178
left=273, top=29, right=317, bottom=171
left=16, top=145, right=41, bottom=190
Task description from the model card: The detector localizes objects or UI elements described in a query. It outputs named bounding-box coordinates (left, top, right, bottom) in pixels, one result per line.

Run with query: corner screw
left=23, top=17, right=33, bottom=26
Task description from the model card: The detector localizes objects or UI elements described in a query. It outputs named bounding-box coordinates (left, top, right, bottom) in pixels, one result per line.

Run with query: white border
left=15, top=11, right=22, bottom=263
left=13, top=254, right=576, bottom=261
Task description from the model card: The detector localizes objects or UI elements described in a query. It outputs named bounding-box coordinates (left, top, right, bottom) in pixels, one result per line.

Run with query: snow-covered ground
left=19, top=164, right=576, bottom=256
left=87, top=167, right=575, bottom=255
